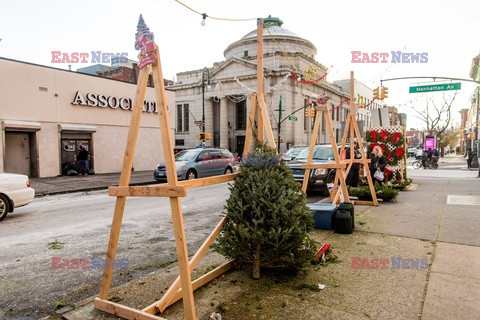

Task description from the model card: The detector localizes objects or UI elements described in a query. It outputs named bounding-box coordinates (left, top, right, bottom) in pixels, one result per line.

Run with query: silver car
left=154, top=148, right=237, bottom=181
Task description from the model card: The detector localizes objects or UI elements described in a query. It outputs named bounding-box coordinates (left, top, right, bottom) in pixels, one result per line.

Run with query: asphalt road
left=0, top=183, right=234, bottom=319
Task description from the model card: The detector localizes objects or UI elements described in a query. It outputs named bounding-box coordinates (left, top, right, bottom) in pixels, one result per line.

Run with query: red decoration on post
left=135, top=15, right=156, bottom=70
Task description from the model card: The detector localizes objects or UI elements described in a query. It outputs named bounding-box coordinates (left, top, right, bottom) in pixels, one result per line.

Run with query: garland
left=290, top=71, right=328, bottom=85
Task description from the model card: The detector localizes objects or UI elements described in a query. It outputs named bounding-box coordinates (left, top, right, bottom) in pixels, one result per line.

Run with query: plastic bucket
left=327, top=183, right=334, bottom=196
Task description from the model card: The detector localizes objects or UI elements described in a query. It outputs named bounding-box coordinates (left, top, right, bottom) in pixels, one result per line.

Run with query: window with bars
left=236, top=100, right=246, bottom=130
left=176, top=103, right=190, bottom=132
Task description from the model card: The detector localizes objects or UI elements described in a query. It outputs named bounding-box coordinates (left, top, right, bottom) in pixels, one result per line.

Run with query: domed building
left=170, top=16, right=360, bottom=154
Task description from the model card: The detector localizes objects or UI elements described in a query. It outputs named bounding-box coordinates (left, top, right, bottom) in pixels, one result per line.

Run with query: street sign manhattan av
left=409, top=82, right=461, bottom=93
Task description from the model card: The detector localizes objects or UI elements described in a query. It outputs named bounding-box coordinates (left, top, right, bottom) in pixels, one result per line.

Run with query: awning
left=2, top=120, right=42, bottom=132
left=59, top=123, right=97, bottom=132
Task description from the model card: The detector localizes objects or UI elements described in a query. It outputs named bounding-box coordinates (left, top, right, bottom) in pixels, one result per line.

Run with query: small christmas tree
left=214, top=140, right=316, bottom=279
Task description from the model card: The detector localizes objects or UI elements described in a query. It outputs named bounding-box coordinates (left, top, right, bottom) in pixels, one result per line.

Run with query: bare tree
left=414, top=91, right=458, bottom=145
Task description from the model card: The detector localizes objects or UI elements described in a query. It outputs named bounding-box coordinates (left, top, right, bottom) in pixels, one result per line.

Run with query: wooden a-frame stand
left=301, top=72, right=378, bottom=205
left=94, top=18, right=275, bottom=320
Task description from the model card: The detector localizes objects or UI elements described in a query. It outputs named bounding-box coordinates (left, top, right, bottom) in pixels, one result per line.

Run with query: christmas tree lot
left=214, top=140, right=317, bottom=279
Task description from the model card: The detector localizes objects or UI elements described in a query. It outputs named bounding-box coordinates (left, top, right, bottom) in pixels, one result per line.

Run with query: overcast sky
left=1, top=0, right=479, bottom=129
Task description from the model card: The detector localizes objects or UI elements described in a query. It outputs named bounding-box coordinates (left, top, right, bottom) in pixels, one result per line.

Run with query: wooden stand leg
left=99, top=66, right=150, bottom=299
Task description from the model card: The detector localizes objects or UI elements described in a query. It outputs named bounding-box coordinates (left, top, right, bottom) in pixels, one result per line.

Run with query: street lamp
left=201, top=67, right=210, bottom=147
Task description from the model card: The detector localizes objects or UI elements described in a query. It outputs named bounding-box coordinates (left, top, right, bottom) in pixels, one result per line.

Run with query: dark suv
left=154, top=148, right=237, bottom=181
left=287, top=145, right=336, bottom=192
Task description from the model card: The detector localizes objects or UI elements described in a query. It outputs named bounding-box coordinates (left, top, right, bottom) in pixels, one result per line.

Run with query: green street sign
left=409, top=82, right=461, bottom=93
left=288, top=116, right=298, bottom=121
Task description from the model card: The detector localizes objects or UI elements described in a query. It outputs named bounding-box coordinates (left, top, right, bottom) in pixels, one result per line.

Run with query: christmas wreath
left=366, top=129, right=405, bottom=166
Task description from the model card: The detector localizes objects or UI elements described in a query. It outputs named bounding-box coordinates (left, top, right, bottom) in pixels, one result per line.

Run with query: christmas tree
left=214, top=140, right=316, bottom=279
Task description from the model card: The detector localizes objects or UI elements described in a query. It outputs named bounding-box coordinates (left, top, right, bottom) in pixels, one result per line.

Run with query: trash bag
left=65, top=169, right=78, bottom=176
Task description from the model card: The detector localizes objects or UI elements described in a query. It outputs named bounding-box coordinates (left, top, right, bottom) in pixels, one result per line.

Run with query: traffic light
left=373, top=87, right=380, bottom=100
left=198, top=132, right=212, bottom=140
left=379, top=86, right=389, bottom=100
left=305, top=107, right=315, bottom=118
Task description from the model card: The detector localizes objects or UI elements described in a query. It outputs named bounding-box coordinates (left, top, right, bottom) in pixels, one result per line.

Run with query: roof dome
left=240, top=16, right=300, bottom=39
left=224, top=16, right=317, bottom=60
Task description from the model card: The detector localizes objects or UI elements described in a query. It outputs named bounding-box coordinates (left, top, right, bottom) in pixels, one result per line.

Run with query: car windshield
left=296, top=147, right=333, bottom=160
left=285, top=147, right=306, bottom=157
left=175, top=150, right=201, bottom=161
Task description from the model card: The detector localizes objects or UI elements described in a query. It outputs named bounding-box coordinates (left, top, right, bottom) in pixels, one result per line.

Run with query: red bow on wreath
left=381, top=130, right=389, bottom=142
left=396, top=147, right=404, bottom=159
left=387, top=151, right=392, bottom=160
left=392, top=132, right=401, bottom=145
left=384, top=168, right=392, bottom=181
left=370, top=131, right=378, bottom=142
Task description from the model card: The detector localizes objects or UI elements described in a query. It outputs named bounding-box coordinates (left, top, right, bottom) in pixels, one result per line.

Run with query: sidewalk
left=60, top=172, right=480, bottom=319
left=30, top=170, right=157, bottom=196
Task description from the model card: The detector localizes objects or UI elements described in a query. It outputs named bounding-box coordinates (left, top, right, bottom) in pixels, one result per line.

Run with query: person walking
left=77, top=146, right=90, bottom=175
left=369, top=145, right=387, bottom=184
left=466, top=148, right=474, bottom=170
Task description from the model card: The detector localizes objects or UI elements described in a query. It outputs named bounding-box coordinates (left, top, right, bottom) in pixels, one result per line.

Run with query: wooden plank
left=351, top=114, right=378, bottom=205
left=108, top=185, right=186, bottom=197
left=301, top=163, right=345, bottom=169
left=323, top=104, right=350, bottom=203
left=99, top=65, right=150, bottom=300
left=152, top=47, right=178, bottom=187
left=256, top=18, right=264, bottom=142
left=152, top=49, right=197, bottom=320
left=301, top=109, right=321, bottom=192
left=168, top=197, right=196, bottom=319
left=94, top=298, right=167, bottom=320
left=340, top=159, right=371, bottom=164
left=257, top=95, right=277, bottom=150
left=177, top=173, right=238, bottom=189
left=352, top=200, right=378, bottom=206
left=144, top=217, right=228, bottom=314
left=166, top=260, right=235, bottom=311
left=243, top=94, right=257, bottom=158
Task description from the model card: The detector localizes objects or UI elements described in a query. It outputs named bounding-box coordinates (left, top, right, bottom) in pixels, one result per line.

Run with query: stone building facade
left=169, top=17, right=370, bottom=155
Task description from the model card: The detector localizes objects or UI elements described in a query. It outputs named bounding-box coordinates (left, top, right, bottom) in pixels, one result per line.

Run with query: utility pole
left=275, top=96, right=283, bottom=152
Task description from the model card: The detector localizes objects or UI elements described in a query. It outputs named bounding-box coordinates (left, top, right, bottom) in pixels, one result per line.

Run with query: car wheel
left=224, top=167, right=233, bottom=174
left=186, top=170, right=197, bottom=180
left=0, top=194, right=10, bottom=222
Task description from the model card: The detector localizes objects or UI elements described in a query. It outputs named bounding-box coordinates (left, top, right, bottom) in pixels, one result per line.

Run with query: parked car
left=154, top=148, right=238, bottom=181
left=408, top=147, right=417, bottom=158
left=287, top=145, right=336, bottom=193
left=281, top=145, right=308, bottom=162
left=0, top=173, right=35, bottom=221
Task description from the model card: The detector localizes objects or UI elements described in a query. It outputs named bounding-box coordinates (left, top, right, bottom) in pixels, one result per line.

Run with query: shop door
left=61, top=139, right=91, bottom=168
left=5, top=132, right=30, bottom=175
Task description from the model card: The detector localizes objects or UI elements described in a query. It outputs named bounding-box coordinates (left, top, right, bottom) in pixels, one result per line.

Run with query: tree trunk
left=252, top=244, right=261, bottom=279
